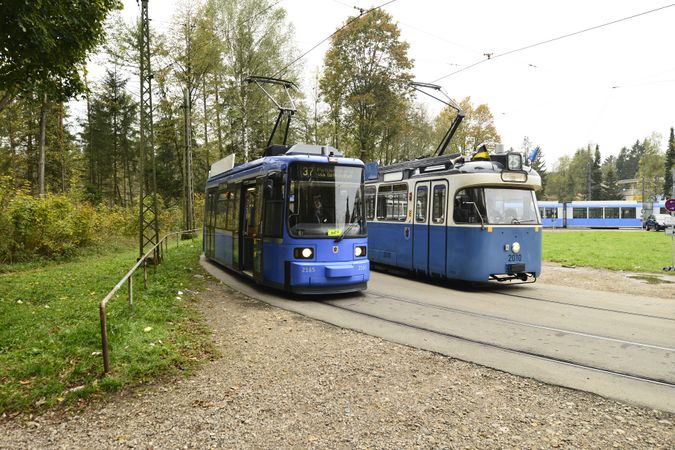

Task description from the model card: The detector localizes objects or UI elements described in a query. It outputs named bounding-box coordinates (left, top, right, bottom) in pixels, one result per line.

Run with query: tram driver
left=312, top=194, right=332, bottom=224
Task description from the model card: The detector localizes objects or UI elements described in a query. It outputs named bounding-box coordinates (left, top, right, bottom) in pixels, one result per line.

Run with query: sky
left=107, top=0, right=675, bottom=167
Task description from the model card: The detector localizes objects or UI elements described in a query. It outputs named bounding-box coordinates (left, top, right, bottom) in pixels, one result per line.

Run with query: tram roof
left=366, top=153, right=540, bottom=183
left=207, top=145, right=364, bottom=185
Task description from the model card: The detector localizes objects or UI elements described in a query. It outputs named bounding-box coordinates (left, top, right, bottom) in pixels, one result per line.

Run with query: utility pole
left=138, top=0, right=160, bottom=261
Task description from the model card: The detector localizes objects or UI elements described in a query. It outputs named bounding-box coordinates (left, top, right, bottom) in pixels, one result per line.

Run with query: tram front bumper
left=288, top=260, right=370, bottom=289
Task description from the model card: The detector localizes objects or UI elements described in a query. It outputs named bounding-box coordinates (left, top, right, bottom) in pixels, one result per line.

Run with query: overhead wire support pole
left=138, top=0, right=161, bottom=262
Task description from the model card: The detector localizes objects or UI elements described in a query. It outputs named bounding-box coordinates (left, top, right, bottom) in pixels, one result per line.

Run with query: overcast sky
left=111, top=0, right=675, bottom=166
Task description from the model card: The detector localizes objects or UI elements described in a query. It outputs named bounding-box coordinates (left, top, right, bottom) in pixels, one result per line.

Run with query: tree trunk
left=215, top=74, right=224, bottom=158
left=0, top=91, right=14, bottom=113
left=38, top=93, right=49, bottom=197
left=202, top=77, right=210, bottom=171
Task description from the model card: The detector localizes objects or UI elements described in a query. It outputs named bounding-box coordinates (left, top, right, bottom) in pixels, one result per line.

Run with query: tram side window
left=605, top=207, right=619, bottom=219
left=432, top=185, right=446, bottom=223
left=453, top=188, right=486, bottom=224
left=231, top=189, right=240, bottom=230
left=589, top=207, right=603, bottom=219
left=365, top=186, right=376, bottom=220
left=621, top=207, right=636, bottom=219
left=415, top=186, right=428, bottom=223
left=572, top=208, right=587, bottom=219
left=263, top=175, right=283, bottom=238
left=216, top=191, right=228, bottom=229
left=376, top=184, right=408, bottom=222
left=542, top=207, right=558, bottom=219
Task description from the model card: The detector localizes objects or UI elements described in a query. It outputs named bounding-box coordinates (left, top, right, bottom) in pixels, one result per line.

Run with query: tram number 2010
left=507, top=254, right=522, bottom=262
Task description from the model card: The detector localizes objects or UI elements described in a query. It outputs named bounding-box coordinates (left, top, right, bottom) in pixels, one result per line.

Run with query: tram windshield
left=454, top=187, right=540, bottom=225
left=287, top=163, right=366, bottom=238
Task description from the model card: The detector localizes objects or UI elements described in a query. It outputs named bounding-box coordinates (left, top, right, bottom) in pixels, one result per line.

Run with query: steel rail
left=99, top=228, right=198, bottom=374
left=321, top=299, right=675, bottom=388
left=365, top=290, right=675, bottom=352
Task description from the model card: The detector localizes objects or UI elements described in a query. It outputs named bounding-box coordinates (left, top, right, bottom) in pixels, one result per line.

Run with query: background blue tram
left=366, top=151, right=543, bottom=283
left=204, top=145, right=369, bottom=294
left=538, top=200, right=662, bottom=228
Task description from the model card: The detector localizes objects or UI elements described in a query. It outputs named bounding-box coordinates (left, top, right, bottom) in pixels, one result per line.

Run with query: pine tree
left=601, top=156, right=621, bottom=200
left=664, top=127, right=675, bottom=197
left=591, top=145, right=602, bottom=200
left=529, top=146, right=547, bottom=199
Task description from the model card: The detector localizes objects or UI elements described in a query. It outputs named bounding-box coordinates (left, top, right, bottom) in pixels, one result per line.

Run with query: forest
left=1, top=0, right=674, bottom=263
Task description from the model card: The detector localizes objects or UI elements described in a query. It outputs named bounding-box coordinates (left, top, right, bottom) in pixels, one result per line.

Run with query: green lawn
left=542, top=230, right=674, bottom=273
left=0, top=238, right=213, bottom=415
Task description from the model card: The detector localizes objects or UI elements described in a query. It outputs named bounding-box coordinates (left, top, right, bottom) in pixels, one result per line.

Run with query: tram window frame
left=376, top=183, right=408, bottom=222
left=572, top=208, right=587, bottom=219
left=415, top=185, right=428, bottom=223
left=431, top=185, right=446, bottom=224
left=604, top=207, right=619, bottom=219
left=216, top=190, right=228, bottom=229
left=263, top=173, right=284, bottom=238
left=453, top=188, right=487, bottom=225
left=588, top=207, right=603, bottom=219
left=542, top=207, right=558, bottom=219
left=621, top=207, right=636, bottom=219
left=365, top=186, right=376, bottom=220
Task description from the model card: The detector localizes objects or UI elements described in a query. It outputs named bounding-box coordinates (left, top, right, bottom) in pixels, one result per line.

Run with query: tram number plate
left=507, top=254, right=522, bottom=262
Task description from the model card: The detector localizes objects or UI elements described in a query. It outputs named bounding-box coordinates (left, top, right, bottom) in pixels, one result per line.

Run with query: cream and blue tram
left=365, top=152, right=542, bottom=282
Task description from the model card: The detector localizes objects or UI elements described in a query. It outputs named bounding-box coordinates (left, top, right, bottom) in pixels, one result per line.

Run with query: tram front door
left=240, top=180, right=265, bottom=280
left=241, top=184, right=258, bottom=276
left=412, top=180, right=448, bottom=276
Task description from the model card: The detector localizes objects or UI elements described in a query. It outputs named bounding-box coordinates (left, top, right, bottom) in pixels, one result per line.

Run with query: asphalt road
left=201, top=258, right=675, bottom=413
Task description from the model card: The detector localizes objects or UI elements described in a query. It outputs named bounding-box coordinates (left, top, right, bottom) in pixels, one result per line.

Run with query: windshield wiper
left=334, top=222, right=359, bottom=242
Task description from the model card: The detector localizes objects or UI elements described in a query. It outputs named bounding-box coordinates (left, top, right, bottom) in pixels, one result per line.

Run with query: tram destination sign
left=666, top=198, right=675, bottom=212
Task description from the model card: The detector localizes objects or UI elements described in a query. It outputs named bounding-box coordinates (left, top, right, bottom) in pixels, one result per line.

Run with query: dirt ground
left=538, top=261, right=675, bottom=300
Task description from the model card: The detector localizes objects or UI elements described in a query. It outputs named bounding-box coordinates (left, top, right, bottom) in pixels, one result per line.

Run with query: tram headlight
left=294, top=247, right=314, bottom=259
left=354, top=245, right=367, bottom=258
left=512, top=241, right=521, bottom=254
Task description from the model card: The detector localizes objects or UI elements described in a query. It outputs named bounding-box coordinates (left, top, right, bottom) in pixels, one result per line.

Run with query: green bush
left=0, top=178, right=202, bottom=263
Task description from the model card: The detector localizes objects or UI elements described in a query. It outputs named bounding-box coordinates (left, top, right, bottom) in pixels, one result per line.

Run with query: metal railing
left=98, top=228, right=199, bottom=374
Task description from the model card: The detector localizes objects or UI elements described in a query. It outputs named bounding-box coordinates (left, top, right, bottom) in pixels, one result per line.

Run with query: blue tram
left=538, top=200, right=652, bottom=228
left=366, top=151, right=543, bottom=282
left=204, top=145, right=369, bottom=294
left=203, top=77, right=368, bottom=294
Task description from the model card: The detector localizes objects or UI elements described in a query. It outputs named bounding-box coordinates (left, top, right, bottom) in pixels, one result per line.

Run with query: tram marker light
left=354, top=245, right=367, bottom=257
left=512, top=242, right=521, bottom=253
left=507, top=153, right=522, bottom=171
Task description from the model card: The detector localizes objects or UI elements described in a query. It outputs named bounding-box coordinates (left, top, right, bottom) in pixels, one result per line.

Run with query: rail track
left=321, top=289, right=675, bottom=387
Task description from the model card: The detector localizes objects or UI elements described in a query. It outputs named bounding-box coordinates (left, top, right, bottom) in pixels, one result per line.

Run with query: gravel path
left=1, top=273, right=673, bottom=449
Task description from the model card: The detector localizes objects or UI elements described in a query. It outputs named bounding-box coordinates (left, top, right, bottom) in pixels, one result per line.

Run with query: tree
left=601, top=155, right=621, bottom=200
left=664, top=127, right=675, bottom=197
left=432, top=97, right=500, bottom=155
left=636, top=133, right=664, bottom=201
left=591, top=145, right=602, bottom=200
left=545, top=156, right=575, bottom=201
left=321, top=9, right=413, bottom=161
left=0, top=0, right=122, bottom=112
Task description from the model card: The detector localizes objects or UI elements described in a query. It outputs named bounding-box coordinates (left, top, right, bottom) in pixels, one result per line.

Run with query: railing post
left=128, top=275, right=133, bottom=307
left=100, top=304, right=110, bottom=374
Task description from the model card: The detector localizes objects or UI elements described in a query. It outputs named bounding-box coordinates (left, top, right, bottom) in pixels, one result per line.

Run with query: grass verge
left=543, top=230, right=674, bottom=273
left=0, top=237, right=214, bottom=416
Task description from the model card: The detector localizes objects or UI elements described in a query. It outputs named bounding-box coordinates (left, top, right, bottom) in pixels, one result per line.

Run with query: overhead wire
left=273, top=0, right=400, bottom=78
left=432, top=3, right=675, bottom=83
